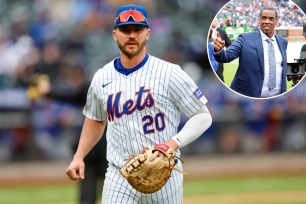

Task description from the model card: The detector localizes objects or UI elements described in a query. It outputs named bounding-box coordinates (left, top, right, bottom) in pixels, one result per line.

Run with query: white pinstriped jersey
left=83, top=54, right=207, bottom=168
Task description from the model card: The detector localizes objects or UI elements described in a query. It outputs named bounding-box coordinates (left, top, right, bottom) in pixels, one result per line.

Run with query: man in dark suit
left=210, top=19, right=232, bottom=81
left=214, top=7, right=288, bottom=98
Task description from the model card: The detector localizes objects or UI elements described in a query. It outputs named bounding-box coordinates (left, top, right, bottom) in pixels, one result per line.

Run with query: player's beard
left=117, top=39, right=147, bottom=59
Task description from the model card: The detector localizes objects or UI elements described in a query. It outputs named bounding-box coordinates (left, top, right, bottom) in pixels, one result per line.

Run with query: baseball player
left=66, top=4, right=212, bottom=204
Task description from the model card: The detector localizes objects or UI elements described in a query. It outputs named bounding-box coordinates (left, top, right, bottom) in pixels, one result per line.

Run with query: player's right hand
left=213, top=31, right=225, bottom=52
left=66, top=158, right=85, bottom=180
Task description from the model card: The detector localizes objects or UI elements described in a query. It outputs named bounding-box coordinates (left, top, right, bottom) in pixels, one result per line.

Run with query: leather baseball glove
left=120, top=144, right=185, bottom=194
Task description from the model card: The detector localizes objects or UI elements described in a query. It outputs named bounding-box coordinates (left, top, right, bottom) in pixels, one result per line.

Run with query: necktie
left=266, top=39, right=276, bottom=90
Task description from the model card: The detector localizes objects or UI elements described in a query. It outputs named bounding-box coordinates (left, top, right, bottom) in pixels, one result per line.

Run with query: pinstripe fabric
left=102, top=162, right=183, bottom=204
left=83, top=55, right=207, bottom=203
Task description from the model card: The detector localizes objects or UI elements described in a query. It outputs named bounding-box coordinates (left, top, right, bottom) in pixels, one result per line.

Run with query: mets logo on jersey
left=106, top=86, right=154, bottom=122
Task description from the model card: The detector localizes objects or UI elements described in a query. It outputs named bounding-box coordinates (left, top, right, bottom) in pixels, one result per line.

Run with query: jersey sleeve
left=83, top=72, right=107, bottom=121
left=169, top=65, right=207, bottom=117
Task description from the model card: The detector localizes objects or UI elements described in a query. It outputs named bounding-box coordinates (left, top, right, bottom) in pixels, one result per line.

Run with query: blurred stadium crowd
left=0, top=0, right=306, bottom=162
left=216, top=0, right=305, bottom=28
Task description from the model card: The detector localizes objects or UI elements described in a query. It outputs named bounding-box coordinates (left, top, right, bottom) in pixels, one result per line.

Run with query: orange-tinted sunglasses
left=116, top=10, right=147, bottom=23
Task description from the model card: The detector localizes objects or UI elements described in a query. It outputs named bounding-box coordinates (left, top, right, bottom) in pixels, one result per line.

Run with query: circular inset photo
left=207, top=0, right=306, bottom=99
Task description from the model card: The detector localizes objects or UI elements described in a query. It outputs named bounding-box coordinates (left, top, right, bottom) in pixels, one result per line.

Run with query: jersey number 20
left=142, top=113, right=165, bottom=134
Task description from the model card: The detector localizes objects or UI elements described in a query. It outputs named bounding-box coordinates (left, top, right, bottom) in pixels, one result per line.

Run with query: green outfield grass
left=184, top=175, right=306, bottom=195
left=222, top=59, right=294, bottom=91
left=1, top=175, right=306, bottom=204
left=0, top=184, right=78, bottom=204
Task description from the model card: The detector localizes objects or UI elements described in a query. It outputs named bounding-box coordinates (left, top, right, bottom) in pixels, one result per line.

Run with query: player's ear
left=146, top=28, right=151, bottom=40
left=112, top=30, right=117, bottom=41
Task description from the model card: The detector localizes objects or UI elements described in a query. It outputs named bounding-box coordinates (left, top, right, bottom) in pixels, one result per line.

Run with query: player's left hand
left=149, top=139, right=178, bottom=161
left=120, top=143, right=181, bottom=194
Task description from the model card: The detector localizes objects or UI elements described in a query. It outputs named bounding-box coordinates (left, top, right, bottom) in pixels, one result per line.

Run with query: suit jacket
left=214, top=30, right=288, bottom=97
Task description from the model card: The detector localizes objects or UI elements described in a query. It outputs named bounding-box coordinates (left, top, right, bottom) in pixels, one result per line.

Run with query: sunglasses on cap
left=115, top=10, right=147, bottom=23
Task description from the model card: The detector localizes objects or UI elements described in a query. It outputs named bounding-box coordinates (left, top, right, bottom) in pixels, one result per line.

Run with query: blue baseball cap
left=114, top=4, right=149, bottom=28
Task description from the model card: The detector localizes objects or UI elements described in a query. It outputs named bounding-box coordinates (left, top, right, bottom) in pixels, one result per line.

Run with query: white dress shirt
left=259, top=30, right=283, bottom=98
